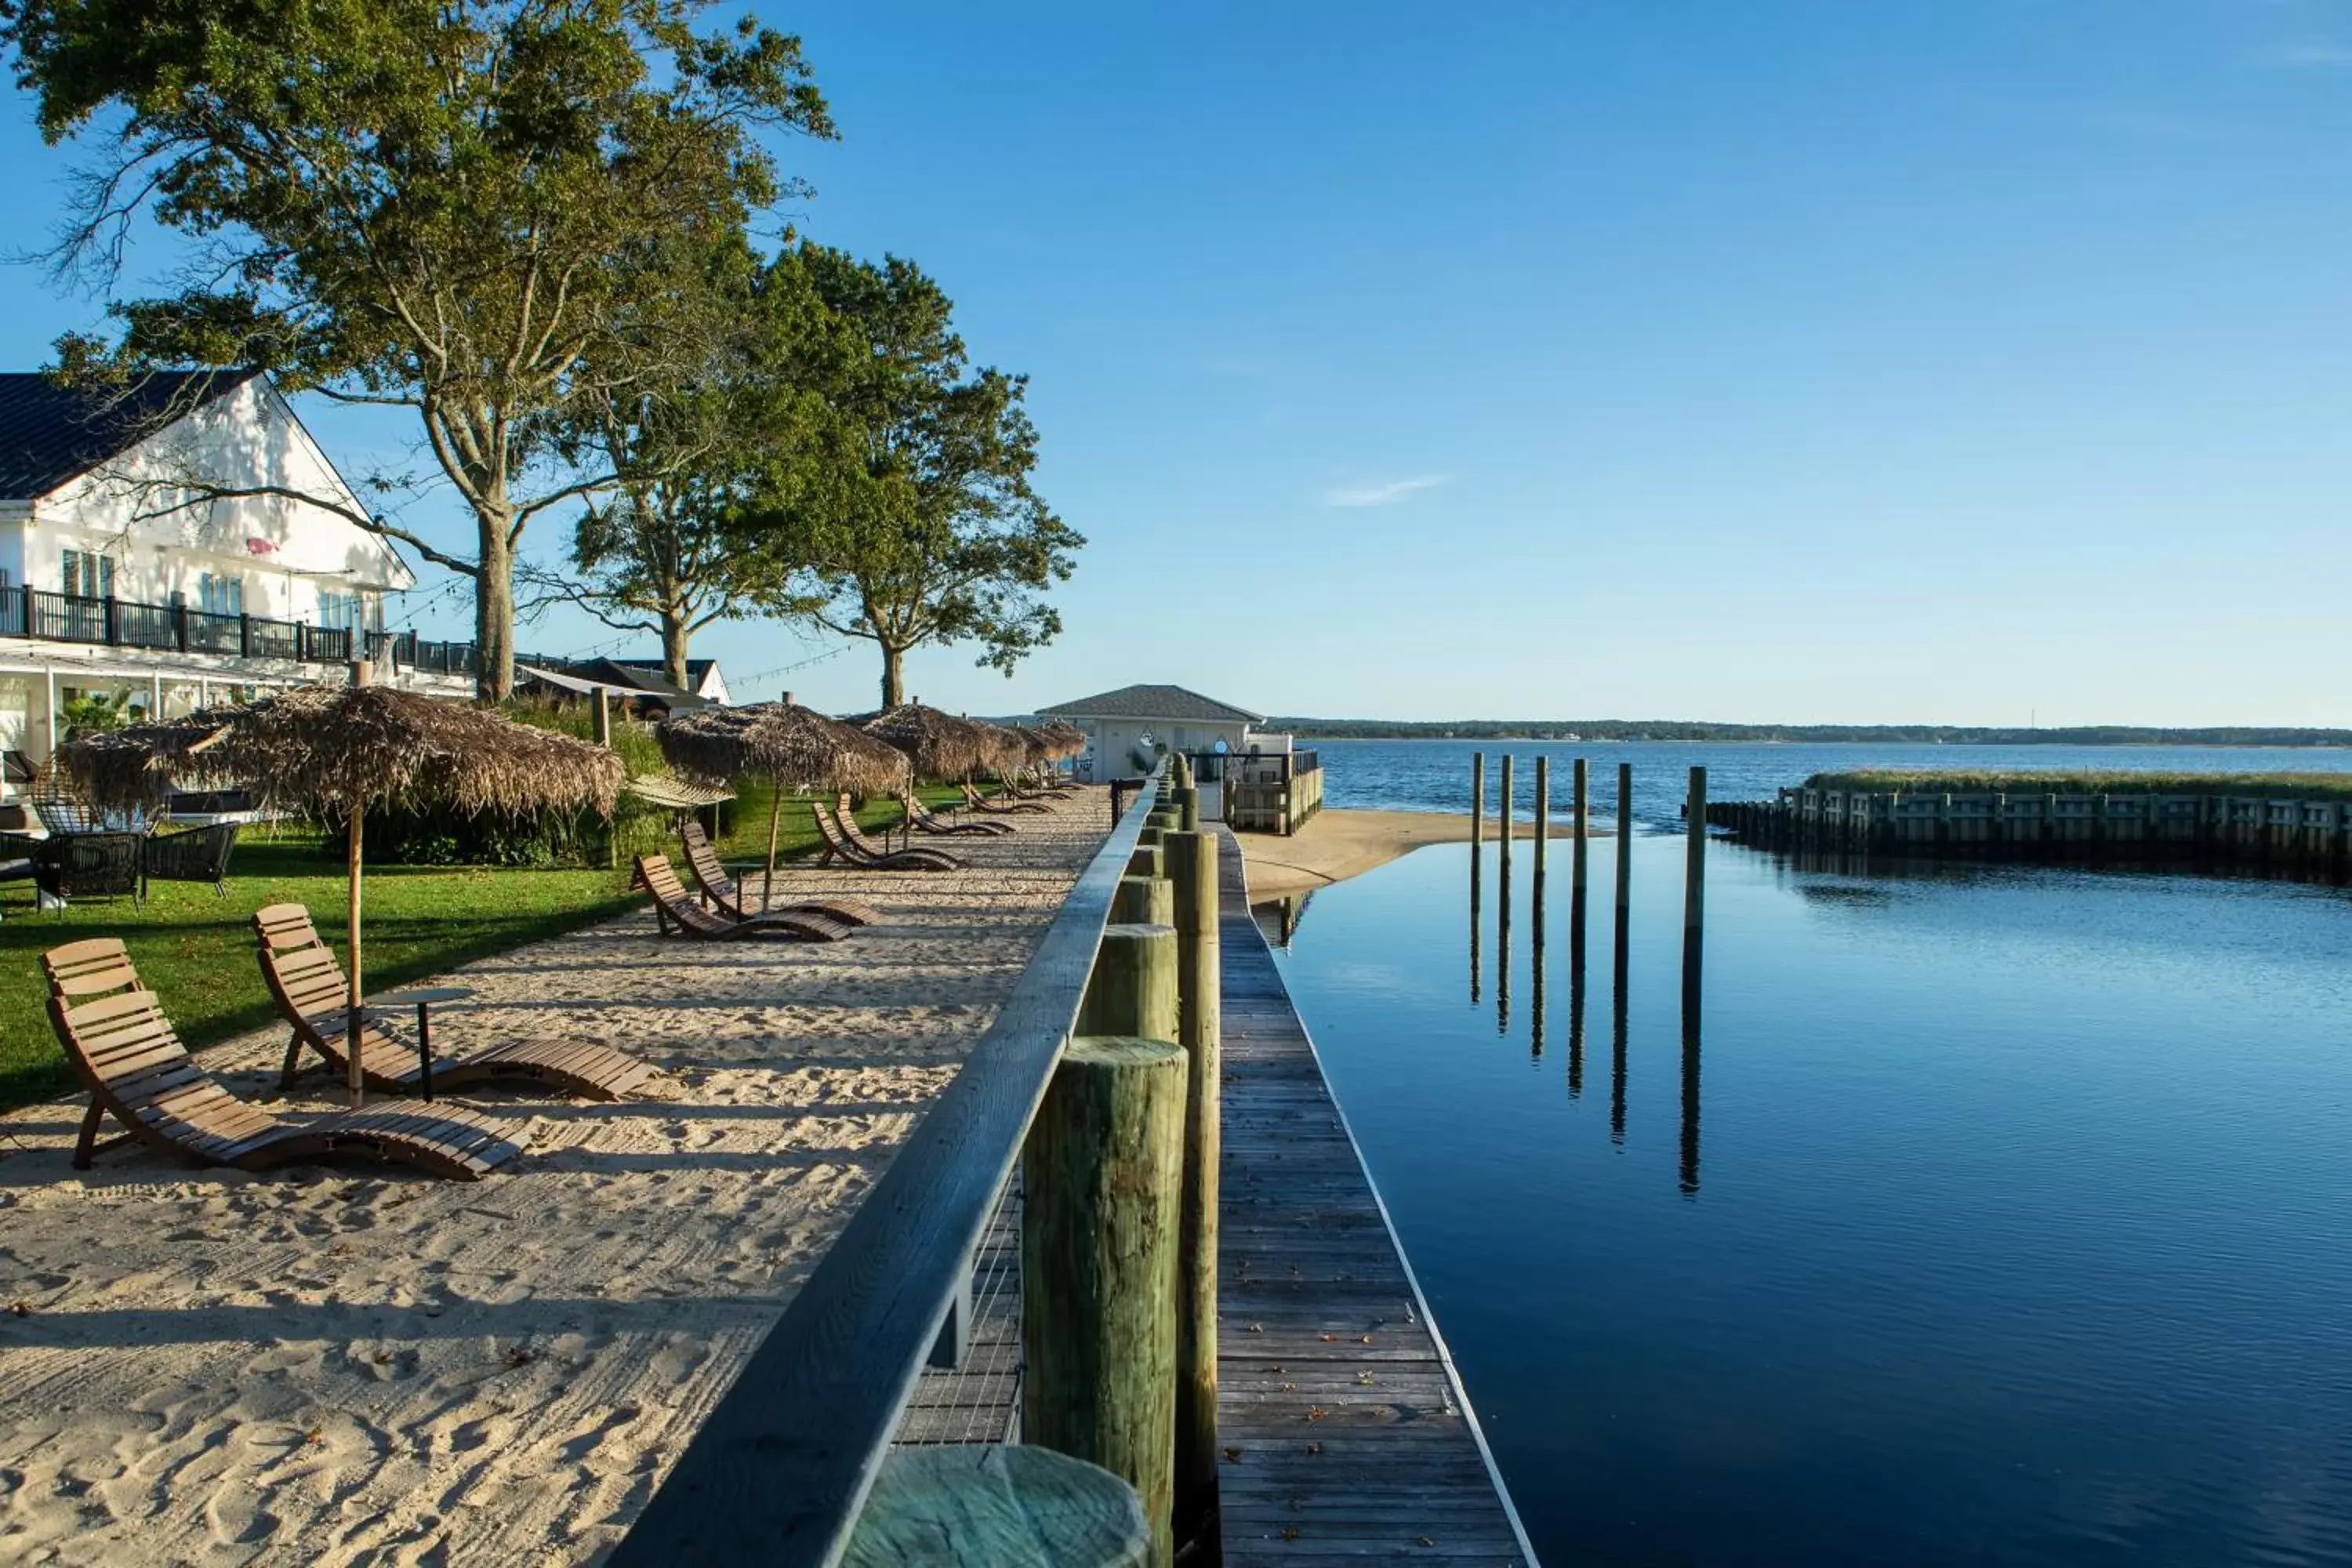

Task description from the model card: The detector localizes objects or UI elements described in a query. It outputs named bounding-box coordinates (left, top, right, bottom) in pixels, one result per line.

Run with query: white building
left=0, top=370, right=474, bottom=794
left=1037, top=683, right=1290, bottom=782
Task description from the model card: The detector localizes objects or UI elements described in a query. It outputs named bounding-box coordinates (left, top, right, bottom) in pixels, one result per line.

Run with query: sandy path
left=0, top=793, right=1107, bottom=1567
left=1236, top=808, right=1606, bottom=900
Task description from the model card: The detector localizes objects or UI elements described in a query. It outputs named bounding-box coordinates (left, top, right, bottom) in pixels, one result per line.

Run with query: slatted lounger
left=897, top=790, right=1014, bottom=837
left=253, top=903, right=670, bottom=1101
left=678, top=820, right=882, bottom=927
left=41, top=938, right=524, bottom=1180
left=635, top=854, right=855, bottom=941
left=825, top=796, right=965, bottom=871
left=963, top=781, right=1049, bottom=816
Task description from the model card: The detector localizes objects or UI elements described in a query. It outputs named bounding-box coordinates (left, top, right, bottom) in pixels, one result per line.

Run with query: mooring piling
left=1034, top=924, right=1187, bottom=1567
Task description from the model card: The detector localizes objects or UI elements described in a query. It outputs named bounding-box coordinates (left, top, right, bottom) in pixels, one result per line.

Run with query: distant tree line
left=1276, top=720, right=2352, bottom=747
left=2, top=0, right=1080, bottom=706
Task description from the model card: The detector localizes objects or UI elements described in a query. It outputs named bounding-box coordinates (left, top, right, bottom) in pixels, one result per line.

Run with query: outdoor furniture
left=821, top=797, right=964, bottom=871
left=141, top=821, right=240, bottom=898
left=898, top=790, right=1012, bottom=837
left=41, top=938, right=524, bottom=1179
left=963, top=781, right=1048, bottom=816
left=634, top=853, right=855, bottom=942
left=254, top=903, right=670, bottom=1100
left=47, top=830, right=145, bottom=906
left=32, top=797, right=102, bottom=835
left=678, top=819, right=881, bottom=928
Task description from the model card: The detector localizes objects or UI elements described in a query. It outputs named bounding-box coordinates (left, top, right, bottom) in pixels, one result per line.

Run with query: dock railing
left=608, top=771, right=1171, bottom=1566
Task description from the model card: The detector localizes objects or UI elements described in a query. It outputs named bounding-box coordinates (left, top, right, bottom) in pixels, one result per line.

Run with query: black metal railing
left=3, top=583, right=478, bottom=677
left=608, top=775, right=1164, bottom=1566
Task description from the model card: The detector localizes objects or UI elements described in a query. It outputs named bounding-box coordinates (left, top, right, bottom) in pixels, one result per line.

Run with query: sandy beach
left=1236, top=808, right=1606, bottom=901
left=0, top=793, right=1107, bottom=1566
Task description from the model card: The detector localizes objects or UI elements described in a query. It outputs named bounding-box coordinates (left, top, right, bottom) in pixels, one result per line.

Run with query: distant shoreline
left=1277, top=723, right=2352, bottom=747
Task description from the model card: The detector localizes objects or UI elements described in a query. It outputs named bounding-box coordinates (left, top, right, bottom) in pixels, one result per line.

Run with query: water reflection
left=1566, top=867, right=1587, bottom=1096
left=1468, top=848, right=1482, bottom=1005
left=1530, top=864, right=1547, bottom=1059
left=1679, top=940, right=1702, bottom=1196
left=1610, top=912, right=1629, bottom=1145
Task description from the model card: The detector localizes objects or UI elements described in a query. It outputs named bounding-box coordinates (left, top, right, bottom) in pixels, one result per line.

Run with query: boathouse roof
left=1039, top=683, right=1265, bottom=725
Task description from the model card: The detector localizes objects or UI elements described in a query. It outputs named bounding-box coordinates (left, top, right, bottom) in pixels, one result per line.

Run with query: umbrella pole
left=347, top=805, right=365, bottom=1110
left=763, top=784, right=786, bottom=912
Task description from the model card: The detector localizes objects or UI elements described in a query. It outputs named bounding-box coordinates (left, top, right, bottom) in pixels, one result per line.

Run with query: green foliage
left=1805, top=770, right=2352, bottom=801
left=745, top=246, right=1082, bottom=708
left=6, top=0, right=836, bottom=699
left=57, top=689, right=129, bottom=740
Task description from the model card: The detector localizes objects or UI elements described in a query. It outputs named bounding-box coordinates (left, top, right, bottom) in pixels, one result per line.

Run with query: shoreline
left=1235, top=808, right=1606, bottom=902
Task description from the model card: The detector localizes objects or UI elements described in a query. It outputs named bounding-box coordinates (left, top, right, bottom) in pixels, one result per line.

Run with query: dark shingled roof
left=1038, top=683, right=1264, bottom=725
left=0, top=370, right=260, bottom=501
left=612, top=656, right=719, bottom=688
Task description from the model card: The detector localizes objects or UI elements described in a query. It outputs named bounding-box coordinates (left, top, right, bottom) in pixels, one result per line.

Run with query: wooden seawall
left=1715, top=786, right=2352, bottom=873
left=1213, top=825, right=1536, bottom=1564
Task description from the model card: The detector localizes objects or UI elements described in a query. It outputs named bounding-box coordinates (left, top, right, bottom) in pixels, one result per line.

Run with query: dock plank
left=1214, top=827, right=1535, bottom=1565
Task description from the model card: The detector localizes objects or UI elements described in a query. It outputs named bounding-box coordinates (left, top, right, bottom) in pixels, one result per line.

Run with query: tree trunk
left=880, top=643, right=906, bottom=710
left=662, top=610, right=692, bottom=693
left=475, top=519, right=517, bottom=702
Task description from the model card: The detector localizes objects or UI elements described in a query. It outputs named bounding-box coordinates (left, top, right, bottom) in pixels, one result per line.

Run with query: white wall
left=22, top=377, right=412, bottom=621
left=1072, top=716, right=1254, bottom=781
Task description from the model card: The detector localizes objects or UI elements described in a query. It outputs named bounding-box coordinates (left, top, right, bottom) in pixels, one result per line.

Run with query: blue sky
left=0, top=0, right=2347, bottom=724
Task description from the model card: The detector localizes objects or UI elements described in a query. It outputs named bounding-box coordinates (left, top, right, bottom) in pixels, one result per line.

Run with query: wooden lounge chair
left=962, top=781, right=1048, bottom=816
left=826, top=796, right=964, bottom=871
left=41, top=938, right=524, bottom=1180
left=253, top=904, right=670, bottom=1100
left=898, top=790, right=1013, bottom=838
left=678, top=820, right=881, bottom=927
left=634, top=854, right=855, bottom=941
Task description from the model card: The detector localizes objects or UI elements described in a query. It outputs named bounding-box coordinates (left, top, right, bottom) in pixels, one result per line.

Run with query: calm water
left=1312, top=738, right=2352, bottom=827
left=1263, top=746, right=2352, bottom=1566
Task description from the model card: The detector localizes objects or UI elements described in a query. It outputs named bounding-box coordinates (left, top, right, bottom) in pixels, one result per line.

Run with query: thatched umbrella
left=862, top=702, right=997, bottom=782
left=969, top=719, right=1032, bottom=782
left=58, top=677, right=622, bottom=1108
left=658, top=698, right=911, bottom=902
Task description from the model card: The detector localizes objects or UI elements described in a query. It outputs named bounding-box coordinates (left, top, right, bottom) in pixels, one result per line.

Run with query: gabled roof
left=0, top=370, right=262, bottom=501
left=611, top=656, right=719, bottom=690
left=1039, top=683, right=1265, bottom=725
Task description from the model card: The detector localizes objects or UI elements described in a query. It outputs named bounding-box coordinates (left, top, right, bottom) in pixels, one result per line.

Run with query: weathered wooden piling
left=1572, top=756, right=1590, bottom=901
left=1684, top=766, right=1707, bottom=938
left=1036, top=922, right=1186, bottom=1568
left=1471, top=753, right=1485, bottom=852
left=1534, top=757, right=1550, bottom=887
left=1616, top=762, right=1635, bottom=925
left=1170, top=787, right=1200, bottom=833
left=1127, top=844, right=1163, bottom=881
left=1112, top=873, right=1174, bottom=928
left=843, top=1446, right=1149, bottom=1568
left=1162, top=830, right=1222, bottom=1548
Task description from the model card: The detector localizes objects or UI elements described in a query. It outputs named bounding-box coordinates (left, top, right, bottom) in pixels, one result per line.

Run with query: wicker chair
left=143, top=822, right=240, bottom=898
left=46, top=831, right=146, bottom=907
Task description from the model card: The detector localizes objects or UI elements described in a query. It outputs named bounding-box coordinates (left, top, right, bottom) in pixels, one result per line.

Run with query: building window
left=60, top=549, right=114, bottom=600
left=317, top=589, right=372, bottom=634
left=198, top=572, right=244, bottom=618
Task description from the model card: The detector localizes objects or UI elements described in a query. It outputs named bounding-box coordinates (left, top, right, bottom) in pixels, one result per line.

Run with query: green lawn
left=1805, top=769, right=2352, bottom=801
left=0, top=785, right=967, bottom=1112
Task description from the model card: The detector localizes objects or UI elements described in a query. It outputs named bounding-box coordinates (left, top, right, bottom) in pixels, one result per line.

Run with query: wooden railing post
left=1162, top=829, right=1221, bottom=1550
left=1171, top=786, right=1199, bottom=833
left=1113, top=872, right=1174, bottom=927
left=1031, top=923, right=1185, bottom=1568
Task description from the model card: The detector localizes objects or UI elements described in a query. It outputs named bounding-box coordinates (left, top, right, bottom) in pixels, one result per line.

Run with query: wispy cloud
left=1322, top=474, right=1448, bottom=508
left=2265, top=41, right=2352, bottom=67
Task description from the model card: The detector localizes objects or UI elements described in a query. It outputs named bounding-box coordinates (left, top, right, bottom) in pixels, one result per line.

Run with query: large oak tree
left=763, top=246, right=1081, bottom=710
left=2, top=0, right=833, bottom=698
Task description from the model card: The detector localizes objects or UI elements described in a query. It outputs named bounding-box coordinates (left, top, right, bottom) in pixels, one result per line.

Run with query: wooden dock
left=1214, top=826, right=1535, bottom=1565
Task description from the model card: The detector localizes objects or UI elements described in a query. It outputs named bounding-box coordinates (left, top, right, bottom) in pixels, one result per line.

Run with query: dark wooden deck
left=1214, top=826, right=1536, bottom=1565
